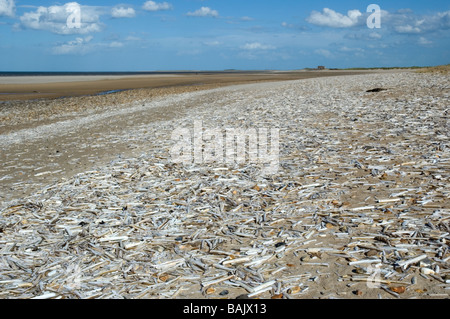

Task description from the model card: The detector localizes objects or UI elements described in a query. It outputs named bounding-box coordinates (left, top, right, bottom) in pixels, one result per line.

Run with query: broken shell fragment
left=421, top=268, right=435, bottom=275
left=390, top=286, right=406, bottom=294
left=205, top=287, right=216, bottom=295
left=287, top=286, right=301, bottom=295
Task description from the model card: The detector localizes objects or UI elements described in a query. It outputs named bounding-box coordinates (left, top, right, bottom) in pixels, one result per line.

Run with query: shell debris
left=0, top=72, right=449, bottom=299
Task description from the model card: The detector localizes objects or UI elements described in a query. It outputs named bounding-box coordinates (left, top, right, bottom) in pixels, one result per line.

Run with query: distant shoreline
left=0, top=66, right=430, bottom=77
left=0, top=70, right=277, bottom=77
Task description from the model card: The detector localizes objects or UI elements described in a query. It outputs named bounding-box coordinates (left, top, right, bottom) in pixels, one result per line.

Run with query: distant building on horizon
left=317, top=66, right=326, bottom=70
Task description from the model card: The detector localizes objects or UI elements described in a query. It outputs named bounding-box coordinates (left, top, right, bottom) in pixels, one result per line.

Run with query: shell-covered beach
left=0, top=70, right=449, bottom=299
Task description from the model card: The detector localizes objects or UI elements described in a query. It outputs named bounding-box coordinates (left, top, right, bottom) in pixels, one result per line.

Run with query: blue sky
left=0, top=0, right=449, bottom=71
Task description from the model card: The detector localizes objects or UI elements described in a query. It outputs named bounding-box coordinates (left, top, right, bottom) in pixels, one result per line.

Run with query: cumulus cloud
left=111, top=6, right=136, bottom=18
left=0, top=0, right=14, bottom=17
left=142, top=1, right=173, bottom=12
left=307, top=8, right=363, bottom=28
left=187, top=7, right=219, bottom=18
left=241, top=42, right=276, bottom=50
left=17, top=2, right=103, bottom=35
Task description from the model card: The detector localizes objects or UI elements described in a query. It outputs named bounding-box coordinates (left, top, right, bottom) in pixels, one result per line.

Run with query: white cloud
left=369, top=32, right=382, bottom=39
left=142, top=1, right=173, bottom=12
left=281, top=21, right=310, bottom=31
left=52, top=36, right=124, bottom=55
left=241, top=42, right=276, bottom=50
left=307, top=8, right=362, bottom=28
left=125, top=35, right=141, bottom=41
left=367, top=43, right=388, bottom=49
left=0, top=0, right=14, bottom=17
left=314, top=49, right=333, bottom=58
left=17, top=2, right=103, bottom=35
left=52, top=35, right=94, bottom=55
left=109, top=41, right=124, bottom=48
left=387, top=10, right=450, bottom=34
left=187, top=7, right=218, bottom=18
left=338, top=46, right=365, bottom=57
left=395, top=24, right=421, bottom=34
left=204, top=40, right=221, bottom=46
left=418, top=37, right=432, bottom=45
left=339, top=46, right=363, bottom=52
left=345, top=31, right=383, bottom=41
left=307, top=8, right=450, bottom=34
left=111, top=6, right=135, bottom=18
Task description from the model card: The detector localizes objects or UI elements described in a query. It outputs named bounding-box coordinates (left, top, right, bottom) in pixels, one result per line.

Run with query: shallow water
left=96, top=89, right=128, bottom=96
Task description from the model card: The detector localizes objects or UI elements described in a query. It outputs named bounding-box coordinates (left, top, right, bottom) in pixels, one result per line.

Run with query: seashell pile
left=0, top=71, right=449, bottom=299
